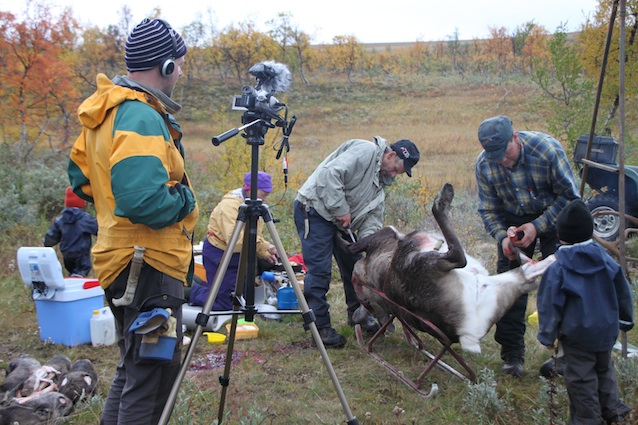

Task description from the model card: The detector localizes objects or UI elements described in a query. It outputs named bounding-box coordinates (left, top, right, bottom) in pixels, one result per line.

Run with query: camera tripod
left=159, top=116, right=358, bottom=425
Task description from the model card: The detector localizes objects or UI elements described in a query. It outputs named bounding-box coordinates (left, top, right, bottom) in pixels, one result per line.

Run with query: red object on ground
left=288, top=254, right=306, bottom=271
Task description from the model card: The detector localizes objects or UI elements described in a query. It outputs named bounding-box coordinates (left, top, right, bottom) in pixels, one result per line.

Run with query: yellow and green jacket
left=68, top=73, right=199, bottom=288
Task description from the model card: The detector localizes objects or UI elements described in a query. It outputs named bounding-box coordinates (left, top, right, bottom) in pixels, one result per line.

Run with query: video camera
left=213, top=60, right=296, bottom=146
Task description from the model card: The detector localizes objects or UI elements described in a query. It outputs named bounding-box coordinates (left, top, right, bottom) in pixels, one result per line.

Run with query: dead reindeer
left=58, top=359, right=98, bottom=404
left=1, top=355, right=41, bottom=398
left=349, top=183, right=555, bottom=353
left=0, top=391, right=73, bottom=424
left=18, top=355, right=71, bottom=398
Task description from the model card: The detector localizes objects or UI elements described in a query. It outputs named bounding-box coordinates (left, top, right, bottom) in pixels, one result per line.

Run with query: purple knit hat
left=243, top=172, right=273, bottom=192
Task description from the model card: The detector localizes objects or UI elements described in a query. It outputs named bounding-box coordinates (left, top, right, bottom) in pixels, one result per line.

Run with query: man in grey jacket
left=294, top=137, right=420, bottom=348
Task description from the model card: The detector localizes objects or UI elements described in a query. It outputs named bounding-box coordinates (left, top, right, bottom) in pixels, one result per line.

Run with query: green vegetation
left=2, top=74, right=638, bottom=424
left=2, top=1, right=638, bottom=421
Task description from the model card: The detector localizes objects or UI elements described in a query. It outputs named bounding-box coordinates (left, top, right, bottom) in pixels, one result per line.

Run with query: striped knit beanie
left=125, top=18, right=187, bottom=72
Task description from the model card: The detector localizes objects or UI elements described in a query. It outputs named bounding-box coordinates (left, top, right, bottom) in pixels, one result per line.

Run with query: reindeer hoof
left=351, top=305, right=369, bottom=324
left=433, top=183, right=454, bottom=215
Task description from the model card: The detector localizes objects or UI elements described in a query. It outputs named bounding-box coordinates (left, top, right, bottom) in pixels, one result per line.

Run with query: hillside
left=2, top=74, right=638, bottom=424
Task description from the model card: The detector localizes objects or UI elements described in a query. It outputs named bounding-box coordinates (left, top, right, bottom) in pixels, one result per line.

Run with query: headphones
left=156, top=19, right=177, bottom=77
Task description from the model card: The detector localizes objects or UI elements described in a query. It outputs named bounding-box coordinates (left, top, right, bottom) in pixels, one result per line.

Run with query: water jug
left=277, top=285, right=299, bottom=309
left=90, top=307, right=116, bottom=346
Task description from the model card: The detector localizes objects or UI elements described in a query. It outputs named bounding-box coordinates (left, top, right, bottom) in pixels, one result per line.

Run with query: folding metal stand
left=354, top=284, right=476, bottom=398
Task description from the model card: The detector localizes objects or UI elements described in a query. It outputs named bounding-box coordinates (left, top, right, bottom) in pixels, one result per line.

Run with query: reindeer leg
left=431, top=183, right=467, bottom=271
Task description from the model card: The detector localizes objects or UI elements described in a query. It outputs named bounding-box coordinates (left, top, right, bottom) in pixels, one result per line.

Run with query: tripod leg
left=160, top=201, right=359, bottom=425
left=158, top=219, right=247, bottom=425
left=264, top=220, right=359, bottom=424
left=217, top=220, right=254, bottom=423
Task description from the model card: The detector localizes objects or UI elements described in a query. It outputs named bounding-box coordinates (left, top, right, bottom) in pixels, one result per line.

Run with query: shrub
left=464, top=367, right=515, bottom=424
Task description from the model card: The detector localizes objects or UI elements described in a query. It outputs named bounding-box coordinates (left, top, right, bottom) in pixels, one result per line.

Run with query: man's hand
left=515, top=223, right=538, bottom=247
left=502, top=238, right=517, bottom=261
left=335, top=213, right=351, bottom=229
left=266, top=244, right=278, bottom=264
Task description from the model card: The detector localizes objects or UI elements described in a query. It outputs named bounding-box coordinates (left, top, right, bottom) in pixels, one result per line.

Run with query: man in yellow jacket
left=68, top=18, right=198, bottom=425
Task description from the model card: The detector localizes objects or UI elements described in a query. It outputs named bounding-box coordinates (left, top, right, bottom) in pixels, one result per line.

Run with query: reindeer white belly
left=349, top=184, right=556, bottom=355
left=457, top=266, right=530, bottom=353
left=434, top=255, right=490, bottom=353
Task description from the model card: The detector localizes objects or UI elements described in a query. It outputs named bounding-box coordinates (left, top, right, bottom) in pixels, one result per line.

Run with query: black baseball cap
left=390, top=139, right=420, bottom=177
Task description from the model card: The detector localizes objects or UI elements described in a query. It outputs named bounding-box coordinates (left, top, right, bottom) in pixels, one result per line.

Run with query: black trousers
left=494, top=212, right=559, bottom=362
left=563, top=342, right=631, bottom=424
left=293, top=200, right=362, bottom=330
left=102, top=262, right=185, bottom=425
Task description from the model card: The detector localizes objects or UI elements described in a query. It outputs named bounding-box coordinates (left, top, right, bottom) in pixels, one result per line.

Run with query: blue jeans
left=294, top=200, right=362, bottom=329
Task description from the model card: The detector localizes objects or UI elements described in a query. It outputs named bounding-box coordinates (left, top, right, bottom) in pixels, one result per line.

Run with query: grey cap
left=478, top=116, right=513, bottom=162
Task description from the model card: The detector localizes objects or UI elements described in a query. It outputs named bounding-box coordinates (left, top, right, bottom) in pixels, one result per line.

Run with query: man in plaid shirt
left=474, top=115, right=579, bottom=378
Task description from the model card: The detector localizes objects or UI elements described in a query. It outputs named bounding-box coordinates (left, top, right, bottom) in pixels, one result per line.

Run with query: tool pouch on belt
left=302, top=202, right=310, bottom=239
left=129, top=307, right=177, bottom=361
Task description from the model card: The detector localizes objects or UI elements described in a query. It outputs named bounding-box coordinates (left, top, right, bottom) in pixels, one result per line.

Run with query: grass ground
left=2, top=272, right=638, bottom=424
left=2, top=73, right=638, bottom=424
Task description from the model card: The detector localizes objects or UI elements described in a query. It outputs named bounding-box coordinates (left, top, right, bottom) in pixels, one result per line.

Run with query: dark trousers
left=195, top=239, right=240, bottom=310
left=494, top=212, right=559, bottom=361
left=563, top=342, right=631, bottom=424
left=63, top=252, right=92, bottom=277
left=102, top=262, right=185, bottom=425
left=191, top=238, right=275, bottom=309
left=294, top=200, right=362, bottom=329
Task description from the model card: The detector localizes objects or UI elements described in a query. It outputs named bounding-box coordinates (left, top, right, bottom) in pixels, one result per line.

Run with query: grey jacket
left=296, top=136, right=395, bottom=238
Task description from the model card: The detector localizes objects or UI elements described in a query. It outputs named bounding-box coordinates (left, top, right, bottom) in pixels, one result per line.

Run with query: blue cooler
left=34, top=278, right=105, bottom=346
left=17, top=247, right=106, bottom=346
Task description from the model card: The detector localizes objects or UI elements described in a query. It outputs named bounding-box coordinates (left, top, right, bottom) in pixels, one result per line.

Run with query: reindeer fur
left=350, top=183, right=555, bottom=353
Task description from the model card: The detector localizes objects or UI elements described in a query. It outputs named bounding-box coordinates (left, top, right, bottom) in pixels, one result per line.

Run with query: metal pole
left=619, top=0, right=629, bottom=359
left=579, top=0, right=618, bottom=197
left=618, top=0, right=627, bottom=274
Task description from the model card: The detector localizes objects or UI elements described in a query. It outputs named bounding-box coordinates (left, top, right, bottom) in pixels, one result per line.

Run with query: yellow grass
left=5, top=74, right=638, bottom=425
left=182, top=76, right=551, bottom=195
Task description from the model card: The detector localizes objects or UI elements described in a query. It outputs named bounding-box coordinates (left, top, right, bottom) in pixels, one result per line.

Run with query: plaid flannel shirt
left=475, top=131, right=580, bottom=244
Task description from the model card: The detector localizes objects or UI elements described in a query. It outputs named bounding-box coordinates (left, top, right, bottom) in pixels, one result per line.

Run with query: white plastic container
left=90, top=307, right=116, bottom=346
